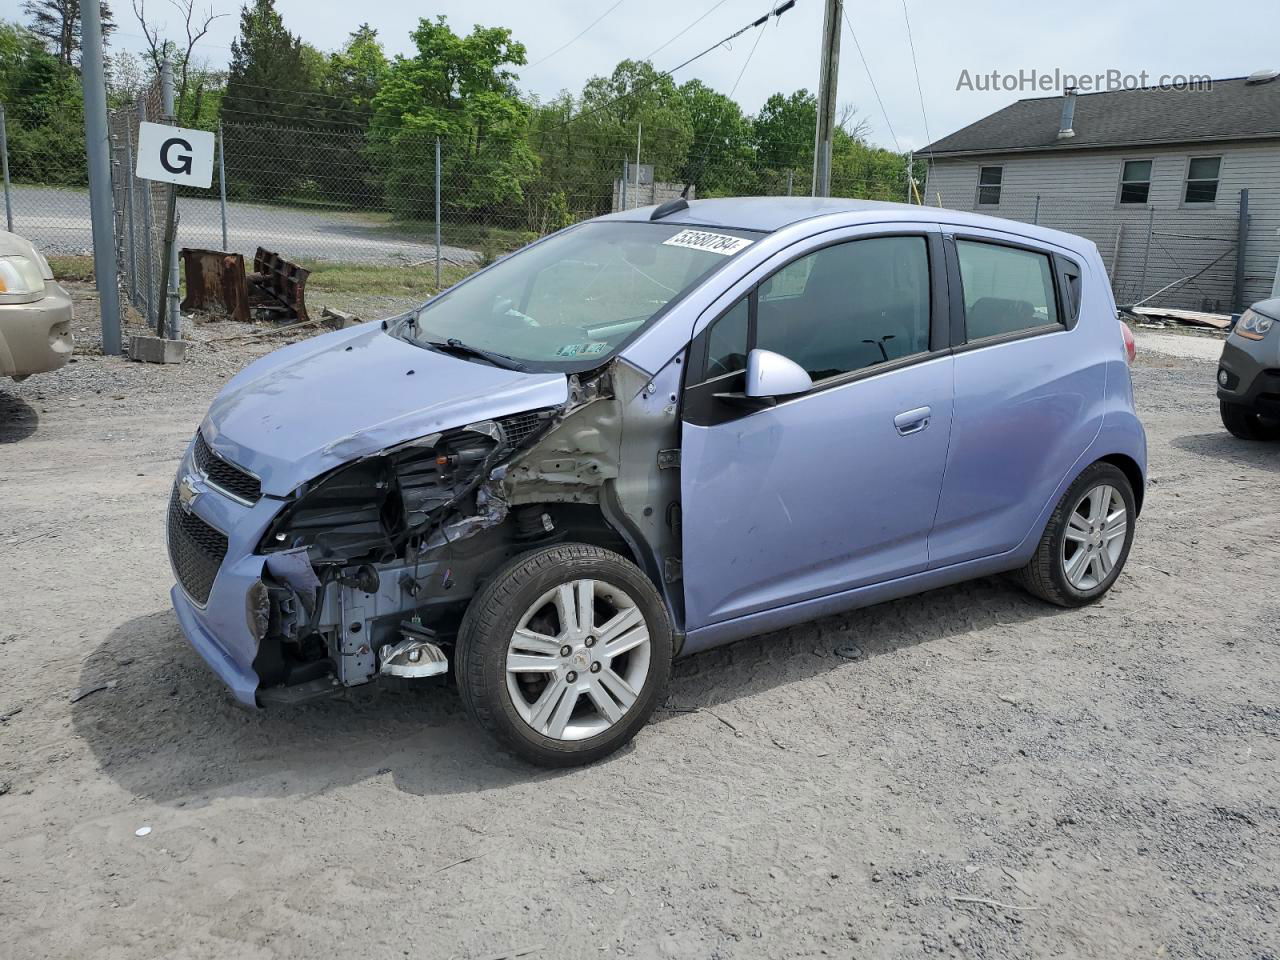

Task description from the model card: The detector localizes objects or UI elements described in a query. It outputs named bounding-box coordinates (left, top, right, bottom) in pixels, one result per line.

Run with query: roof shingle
left=915, top=76, right=1280, bottom=158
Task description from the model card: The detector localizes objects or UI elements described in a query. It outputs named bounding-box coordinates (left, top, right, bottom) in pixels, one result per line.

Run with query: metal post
left=123, top=120, right=137, bottom=304
left=141, top=176, right=155, bottom=324
left=137, top=99, right=155, bottom=325
left=434, top=136, right=442, bottom=289
left=78, top=0, right=122, bottom=354
left=1232, top=189, right=1249, bottom=314
left=217, top=121, right=228, bottom=251
left=786, top=169, right=793, bottom=196
left=160, top=59, right=181, bottom=338
left=811, top=0, right=842, bottom=197
left=620, top=159, right=628, bottom=211
left=0, top=105, right=12, bottom=233
left=634, top=122, right=642, bottom=205
left=1033, top=194, right=1041, bottom=225
left=1139, top=206, right=1155, bottom=301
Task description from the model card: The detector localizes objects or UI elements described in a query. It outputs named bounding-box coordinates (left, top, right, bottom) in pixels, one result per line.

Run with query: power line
left=840, top=7, right=901, bottom=154
left=900, top=0, right=933, bottom=153
left=548, top=0, right=798, bottom=132
left=525, top=0, right=627, bottom=71
left=682, top=6, right=772, bottom=195
left=642, top=0, right=734, bottom=62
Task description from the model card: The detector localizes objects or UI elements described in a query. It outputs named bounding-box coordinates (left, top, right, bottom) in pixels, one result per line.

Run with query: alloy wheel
left=1061, top=483, right=1128, bottom=591
left=505, top=578, right=652, bottom=741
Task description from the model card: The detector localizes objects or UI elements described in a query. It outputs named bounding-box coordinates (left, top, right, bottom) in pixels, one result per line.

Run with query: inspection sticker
left=662, top=229, right=753, bottom=256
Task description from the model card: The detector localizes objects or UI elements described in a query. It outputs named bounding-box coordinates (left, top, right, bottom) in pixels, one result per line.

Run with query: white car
left=0, top=230, right=73, bottom=380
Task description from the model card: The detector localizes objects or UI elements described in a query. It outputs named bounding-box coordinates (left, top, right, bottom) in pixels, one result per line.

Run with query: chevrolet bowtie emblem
left=178, top=474, right=199, bottom=512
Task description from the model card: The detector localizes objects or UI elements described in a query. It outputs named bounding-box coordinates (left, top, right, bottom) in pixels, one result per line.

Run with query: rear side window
left=956, top=240, right=1060, bottom=341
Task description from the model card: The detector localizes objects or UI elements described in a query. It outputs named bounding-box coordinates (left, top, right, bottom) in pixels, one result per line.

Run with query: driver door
left=679, top=226, right=955, bottom=631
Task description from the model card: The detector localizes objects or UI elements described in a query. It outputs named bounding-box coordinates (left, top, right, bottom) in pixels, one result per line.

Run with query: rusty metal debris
left=179, top=247, right=310, bottom=325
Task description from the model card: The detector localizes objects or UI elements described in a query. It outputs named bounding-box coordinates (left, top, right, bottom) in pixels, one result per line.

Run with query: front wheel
left=1015, top=462, right=1136, bottom=607
left=455, top=543, right=672, bottom=767
left=1220, top=401, right=1280, bottom=441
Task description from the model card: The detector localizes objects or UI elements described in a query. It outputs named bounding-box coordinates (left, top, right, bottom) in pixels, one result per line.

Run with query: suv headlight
left=1236, top=308, right=1275, bottom=341
left=0, top=255, right=46, bottom=300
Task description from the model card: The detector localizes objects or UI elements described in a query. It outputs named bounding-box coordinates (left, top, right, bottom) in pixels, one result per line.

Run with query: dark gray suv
left=1218, top=297, right=1280, bottom=440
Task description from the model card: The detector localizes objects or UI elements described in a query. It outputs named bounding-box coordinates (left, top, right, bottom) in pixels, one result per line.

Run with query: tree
left=677, top=79, right=752, bottom=196
left=752, top=89, right=816, bottom=173
left=21, top=0, right=114, bottom=66
left=130, top=0, right=222, bottom=125
left=220, top=0, right=323, bottom=199
left=0, top=21, right=86, bottom=184
left=370, top=16, right=535, bottom=220
left=324, top=24, right=386, bottom=123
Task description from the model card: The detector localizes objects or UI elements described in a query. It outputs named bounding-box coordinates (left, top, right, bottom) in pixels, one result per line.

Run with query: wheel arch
left=1097, top=453, right=1145, bottom=516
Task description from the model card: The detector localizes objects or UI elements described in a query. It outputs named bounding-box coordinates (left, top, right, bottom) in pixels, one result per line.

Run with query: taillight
left=1118, top=318, right=1136, bottom=365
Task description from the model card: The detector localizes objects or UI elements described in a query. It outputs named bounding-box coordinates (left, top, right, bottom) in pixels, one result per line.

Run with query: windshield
left=401, top=221, right=761, bottom=370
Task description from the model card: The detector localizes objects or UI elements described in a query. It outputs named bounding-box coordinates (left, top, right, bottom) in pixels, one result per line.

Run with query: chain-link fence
left=106, top=79, right=169, bottom=329
left=10, top=93, right=1267, bottom=321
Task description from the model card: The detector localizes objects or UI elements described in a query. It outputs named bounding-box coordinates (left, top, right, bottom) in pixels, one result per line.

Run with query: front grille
left=167, top=486, right=229, bottom=605
left=193, top=432, right=261, bottom=503
left=498, top=411, right=548, bottom=449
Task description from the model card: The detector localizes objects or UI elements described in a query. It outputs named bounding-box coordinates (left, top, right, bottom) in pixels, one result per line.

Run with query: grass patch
left=304, top=261, right=475, bottom=298
left=48, top=255, right=96, bottom=282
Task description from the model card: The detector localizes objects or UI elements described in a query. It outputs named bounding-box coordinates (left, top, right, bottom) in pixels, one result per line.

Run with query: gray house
left=916, top=73, right=1280, bottom=313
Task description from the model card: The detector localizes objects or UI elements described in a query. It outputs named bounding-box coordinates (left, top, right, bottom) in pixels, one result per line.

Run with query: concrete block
left=129, top=335, right=190, bottom=364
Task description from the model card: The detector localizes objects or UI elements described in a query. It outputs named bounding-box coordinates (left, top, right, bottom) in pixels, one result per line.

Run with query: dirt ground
left=2, top=287, right=1277, bottom=960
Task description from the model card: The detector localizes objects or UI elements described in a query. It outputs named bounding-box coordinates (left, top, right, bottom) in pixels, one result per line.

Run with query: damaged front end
left=244, top=359, right=682, bottom=705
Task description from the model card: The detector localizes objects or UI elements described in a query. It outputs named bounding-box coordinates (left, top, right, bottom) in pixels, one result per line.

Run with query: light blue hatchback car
left=168, top=197, right=1146, bottom=765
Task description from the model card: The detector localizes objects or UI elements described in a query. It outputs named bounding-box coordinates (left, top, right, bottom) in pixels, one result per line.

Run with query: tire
left=1015, top=462, right=1137, bottom=608
left=1220, top=401, right=1280, bottom=441
left=455, top=543, right=672, bottom=767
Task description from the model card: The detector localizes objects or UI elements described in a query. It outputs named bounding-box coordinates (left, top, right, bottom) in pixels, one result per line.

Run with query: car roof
left=601, top=196, right=1092, bottom=255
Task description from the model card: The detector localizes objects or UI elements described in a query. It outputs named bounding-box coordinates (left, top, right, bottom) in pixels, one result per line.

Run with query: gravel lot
left=9, top=183, right=479, bottom=265
left=2, top=291, right=1278, bottom=959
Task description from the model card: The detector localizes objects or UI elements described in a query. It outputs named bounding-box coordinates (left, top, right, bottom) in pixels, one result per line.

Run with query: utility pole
left=79, top=0, right=123, bottom=354
left=811, top=0, right=842, bottom=197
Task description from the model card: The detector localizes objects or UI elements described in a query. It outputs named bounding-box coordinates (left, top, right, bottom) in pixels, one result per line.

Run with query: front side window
left=753, top=236, right=932, bottom=382
left=403, top=221, right=760, bottom=370
left=1119, top=159, right=1152, bottom=204
left=1184, top=156, right=1221, bottom=204
left=977, top=166, right=1003, bottom=205
left=956, top=240, right=1060, bottom=340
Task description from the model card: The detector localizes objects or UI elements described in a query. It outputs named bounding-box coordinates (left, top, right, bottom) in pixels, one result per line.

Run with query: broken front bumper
left=167, top=435, right=285, bottom=707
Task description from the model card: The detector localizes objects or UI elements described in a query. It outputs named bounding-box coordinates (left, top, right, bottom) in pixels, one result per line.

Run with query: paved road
left=7, top=183, right=478, bottom=265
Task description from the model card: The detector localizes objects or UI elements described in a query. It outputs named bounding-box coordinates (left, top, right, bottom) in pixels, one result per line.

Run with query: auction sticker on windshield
left=662, top=229, right=753, bottom=256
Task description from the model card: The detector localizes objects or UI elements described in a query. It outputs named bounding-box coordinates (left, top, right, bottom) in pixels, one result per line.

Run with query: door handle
left=894, top=406, right=932, bottom=436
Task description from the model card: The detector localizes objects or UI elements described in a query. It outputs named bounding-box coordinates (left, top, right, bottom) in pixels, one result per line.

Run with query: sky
left=30, top=0, right=1280, bottom=152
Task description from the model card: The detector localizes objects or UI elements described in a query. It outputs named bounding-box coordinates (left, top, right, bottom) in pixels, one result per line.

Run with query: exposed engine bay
left=249, top=357, right=685, bottom=702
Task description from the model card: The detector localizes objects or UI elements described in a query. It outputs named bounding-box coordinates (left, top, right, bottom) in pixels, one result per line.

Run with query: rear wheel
left=1015, top=462, right=1136, bottom=607
left=1220, top=401, right=1280, bottom=441
left=456, top=543, right=672, bottom=767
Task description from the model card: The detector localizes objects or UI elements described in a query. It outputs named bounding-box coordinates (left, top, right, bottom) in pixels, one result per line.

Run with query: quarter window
left=704, top=296, right=749, bottom=379
left=1184, top=156, right=1221, bottom=204
left=956, top=240, right=1061, bottom=340
left=976, top=166, right=1003, bottom=205
left=754, top=236, right=932, bottom=381
left=1119, top=160, right=1152, bottom=204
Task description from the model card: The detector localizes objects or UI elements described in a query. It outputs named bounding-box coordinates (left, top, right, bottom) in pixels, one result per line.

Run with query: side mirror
left=745, top=348, right=813, bottom=399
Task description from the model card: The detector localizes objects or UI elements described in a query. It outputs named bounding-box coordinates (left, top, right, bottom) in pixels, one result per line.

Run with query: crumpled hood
left=201, top=322, right=568, bottom=496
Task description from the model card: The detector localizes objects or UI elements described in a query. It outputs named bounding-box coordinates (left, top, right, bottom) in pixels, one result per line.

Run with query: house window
left=1119, top=160, right=1152, bottom=204
left=1184, top=157, right=1221, bottom=204
left=976, top=166, right=1003, bottom=205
